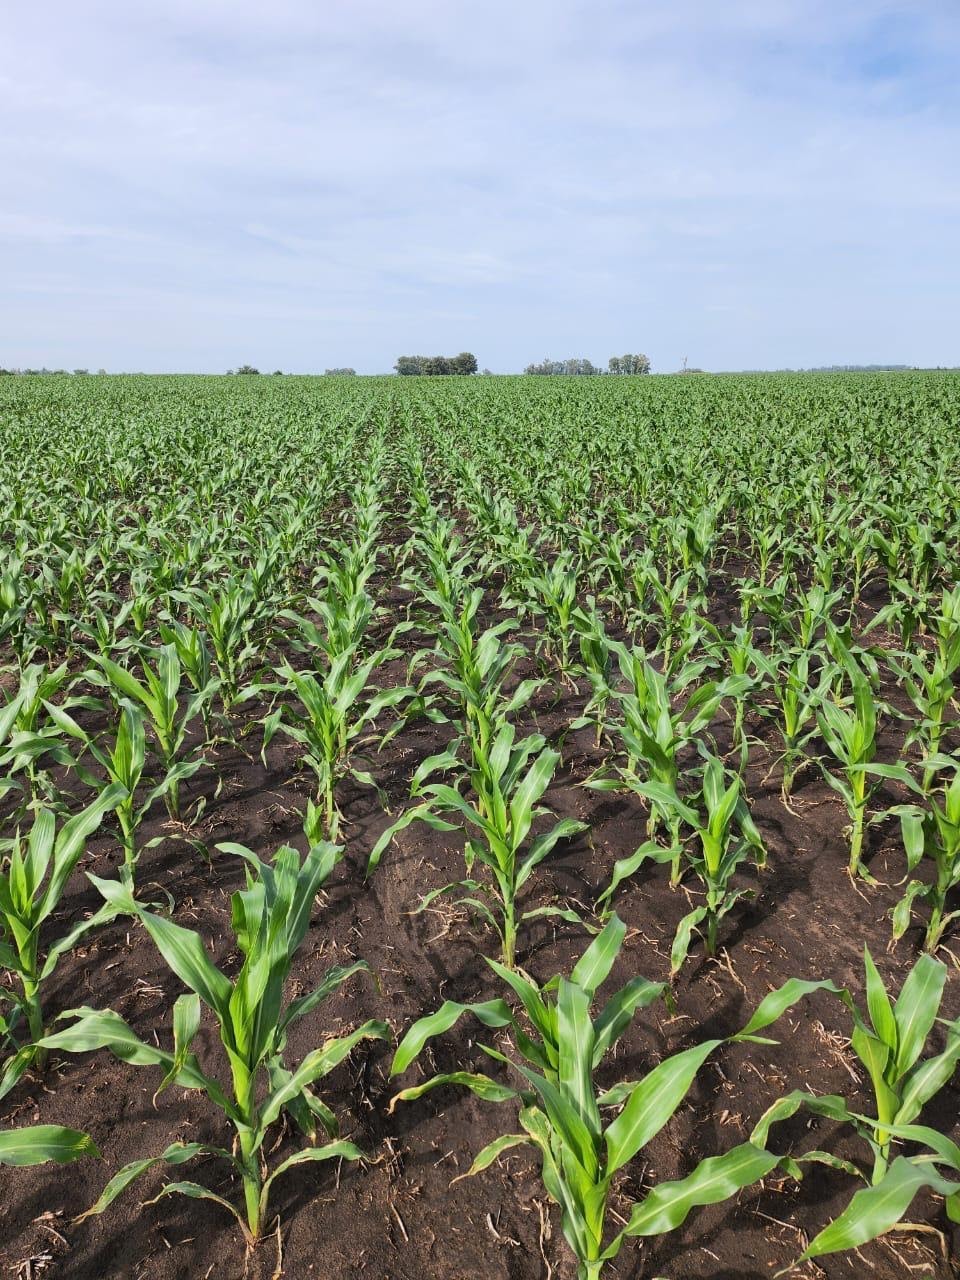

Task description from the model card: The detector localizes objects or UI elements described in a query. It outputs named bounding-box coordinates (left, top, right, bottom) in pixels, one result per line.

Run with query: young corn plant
left=390, top=915, right=836, bottom=1280
left=0, top=662, right=82, bottom=812
left=570, top=601, right=617, bottom=747
left=520, top=551, right=579, bottom=675
left=43, top=701, right=190, bottom=884
left=372, top=715, right=585, bottom=967
left=37, top=836, right=389, bottom=1246
left=756, top=649, right=833, bottom=799
left=92, top=645, right=215, bottom=821
left=171, top=579, right=266, bottom=720
left=400, top=504, right=481, bottom=623
left=887, top=607, right=960, bottom=794
left=702, top=621, right=768, bottom=770
left=598, top=754, right=765, bottom=970
left=158, top=620, right=217, bottom=742
left=816, top=675, right=911, bottom=879
left=411, top=586, right=541, bottom=757
left=752, top=948, right=960, bottom=1187
left=266, top=653, right=412, bottom=839
left=280, top=588, right=376, bottom=671
left=890, top=763, right=960, bottom=951
left=0, top=786, right=126, bottom=1099
left=587, top=646, right=744, bottom=884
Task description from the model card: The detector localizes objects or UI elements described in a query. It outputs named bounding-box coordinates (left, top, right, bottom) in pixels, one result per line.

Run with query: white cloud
left=1, top=1, right=958, bottom=370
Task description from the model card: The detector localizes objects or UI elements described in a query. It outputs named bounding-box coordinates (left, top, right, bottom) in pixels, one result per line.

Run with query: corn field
left=1, top=370, right=959, bottom=1279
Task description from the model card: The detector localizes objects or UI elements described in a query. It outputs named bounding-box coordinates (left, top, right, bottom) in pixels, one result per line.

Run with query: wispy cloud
left=1, top=1, right=958, bottom=371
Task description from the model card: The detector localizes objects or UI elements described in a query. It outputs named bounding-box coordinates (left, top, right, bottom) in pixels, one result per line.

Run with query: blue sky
left=2, top=1, right=958, bottom=373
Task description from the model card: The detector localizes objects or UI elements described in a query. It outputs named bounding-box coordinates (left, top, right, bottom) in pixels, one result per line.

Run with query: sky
left=1, top=1, right=958, bottom=373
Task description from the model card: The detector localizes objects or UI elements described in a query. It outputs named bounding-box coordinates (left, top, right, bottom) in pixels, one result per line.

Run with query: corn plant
left=587, top=647, right=744, bottom=884
left=816, top=675, right=912, bottom=878
left=158, top=619, right=217, bottom=740
left=375, top=712, right=584, bottom=966
left=890, top=762, right=960, bottom=951
left=75, top=600, right=137, bottom=660
left=752, top=948, right=960, bottom=1186
left=779, top=581, right=845, bottom=651
left=756, top=649, right=833, bottom=799
left=570, top=601, right=616, bottom=746
left=411, top=586, right=541, bottom=755
left=702, top=620, right=768, bottom=769
left=42, top=701, right=189, bottom=884
left=390, top=915, right=836, bottom=1280
left=91, top=645, right=215, bottom=820
left=171, top=579, right=266, bottom=719
left=0, top=554, right=33, bottom=663
left=401, top=506, right=480, bottom=620
left=0, top=662, right=80, bottom=810
left=598, top=754, right=765, bottom=969
left=887, top=621, right=960, bottom=795
left=0, top=786, right=125, bottom=1098
left=520, top=551, right=579, bottom=674
left=280, top=588, right=375, bottom=670
left=37, top=836, right=389, bottom=1245
left=266, top=654, right=411, bottom=838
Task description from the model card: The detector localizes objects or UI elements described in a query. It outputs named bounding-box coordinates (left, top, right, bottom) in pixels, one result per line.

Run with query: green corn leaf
left=592, top=976, right=666, bottom=1065
left=892, top=952, right=946, bottom=1076
left=670, top=906, right=708, bottom=974
left=389, top=1071, right=518, bottom=1113
left=0, top=1125, right=100, bottom=1167
left=570, top=913, right=625, bottom=997
left=735, top=978, right=850, bottom=1042
left=613, top=1142, right=779, bottom=1246
left=750, top=1090, right=853, bottom=1147
left=557, top=978, right=600, bottom=1136
left=450, top=1133, right=531, bottom=1184
left=391, top=999, right=513, bottom=1076
left=259, top=1141, right=365, bottom=1205
left=260, top=1020, right=390, bottom=1129
left=142, top=1181, right=247, bottom=1233
left=136, top=909, right=234, bottom=1022
left=604, top=1039, right=724, bottom=1175
left=596, top=839, right=675, bottom=907
left=894, top=1027, right=960, bottom=1125
left=76, top=1141, right=215, bottom=1222
left=796, top=1156, right=960, bottom=1263
left=863, top=947, right=897, bottom=1049
left=280, top=961, right=372, bottom=1033
left=516, top=818, right=587, bottom=890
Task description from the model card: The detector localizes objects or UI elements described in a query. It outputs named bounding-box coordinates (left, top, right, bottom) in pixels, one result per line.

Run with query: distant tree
left=97, top=367, right=107, bottom=375
left=481, top=367, right=493, bottom=376
left=324, top=368, right=357, bottom=376
left=607, top=353, right=651, bottom=375
left=272, top=369, right=283, bottom=376
left=395, top=353, right=476, bottom=375
left=73, top=368, right=90, bottom=376
left=525, top=357, right=599, bottom=375
left=234, top=364, right=260, bottom=375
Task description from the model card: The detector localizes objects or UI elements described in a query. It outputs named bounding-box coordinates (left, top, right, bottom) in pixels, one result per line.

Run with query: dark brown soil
left=2, top=590, right=959, bottom=1280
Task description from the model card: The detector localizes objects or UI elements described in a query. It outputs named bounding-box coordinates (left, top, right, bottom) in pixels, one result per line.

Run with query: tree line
left=394, top=353, right=479, bottom=376
left=525, top=353, right=651, bottom=375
